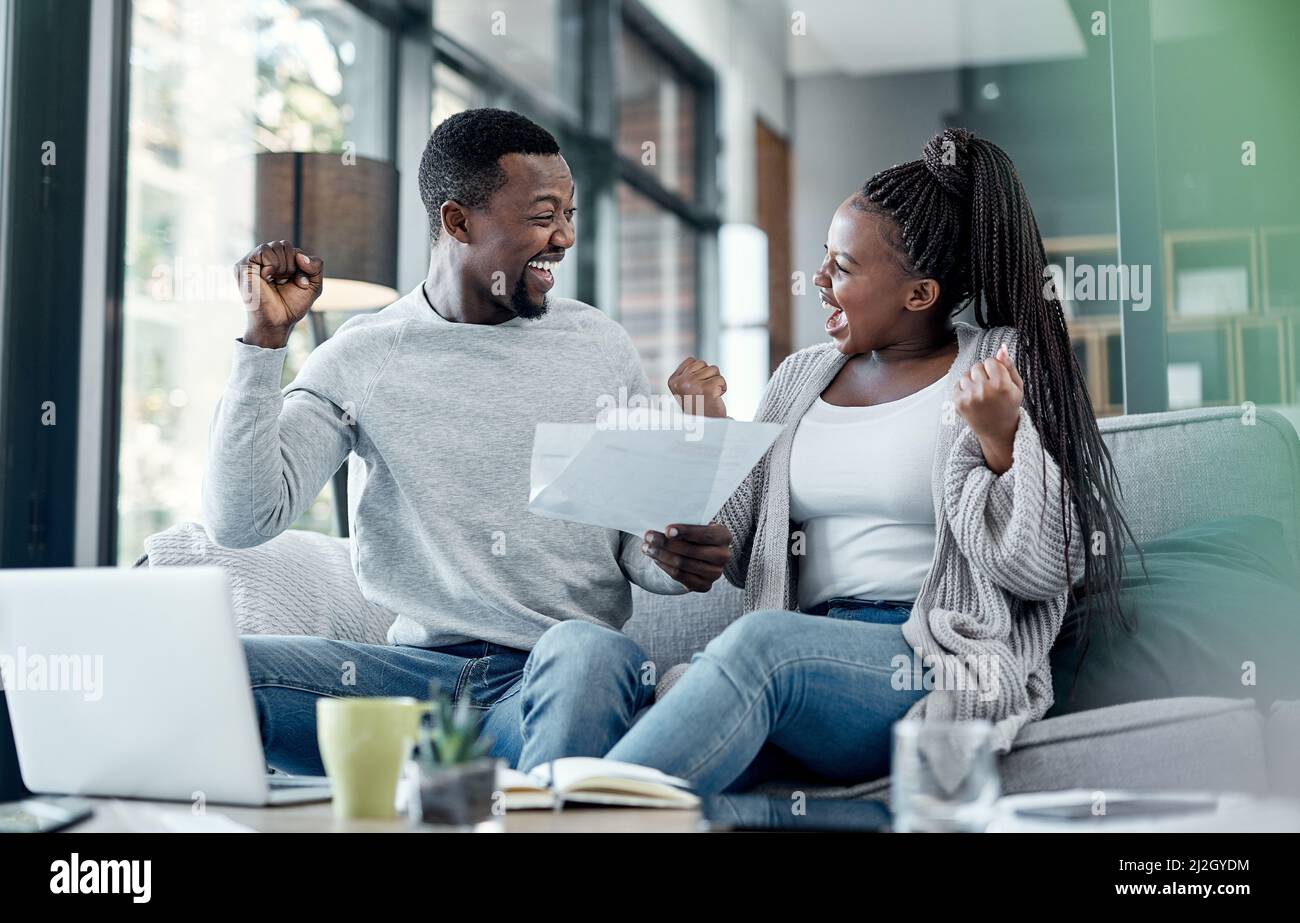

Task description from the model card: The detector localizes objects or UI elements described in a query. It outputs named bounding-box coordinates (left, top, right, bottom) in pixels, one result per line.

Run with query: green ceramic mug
left=316, top=696, right=431, bottom=820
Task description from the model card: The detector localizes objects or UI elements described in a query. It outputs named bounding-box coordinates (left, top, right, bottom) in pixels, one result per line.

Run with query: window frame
left=1107, top=0, right=1169, bottom=413
left=0, top=0, right=103, bottom=568
left=613, top=1, right=721, bottom=360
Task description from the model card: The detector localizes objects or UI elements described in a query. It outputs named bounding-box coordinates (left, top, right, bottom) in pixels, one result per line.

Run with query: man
left=203, top=108, right=732, bottom=775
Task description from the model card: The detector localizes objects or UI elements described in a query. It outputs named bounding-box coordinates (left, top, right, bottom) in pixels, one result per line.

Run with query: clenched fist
left=668, top=357, right=728, bottom=418
left=954, top=342, right=1023, bottom=475
left=234, top=240, right=325, bottom=349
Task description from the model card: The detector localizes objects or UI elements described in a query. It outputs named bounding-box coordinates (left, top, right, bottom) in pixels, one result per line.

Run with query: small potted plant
left=400, top=684, right=499, bottom=828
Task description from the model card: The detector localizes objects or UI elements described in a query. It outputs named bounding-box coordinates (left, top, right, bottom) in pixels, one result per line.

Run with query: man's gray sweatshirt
left=201, top=284, right=686, bottom=650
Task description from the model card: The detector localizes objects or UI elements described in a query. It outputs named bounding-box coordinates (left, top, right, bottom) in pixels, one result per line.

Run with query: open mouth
left=526, top=256, right=560, bottom=292
left=822, top=294, right=847, bottom=334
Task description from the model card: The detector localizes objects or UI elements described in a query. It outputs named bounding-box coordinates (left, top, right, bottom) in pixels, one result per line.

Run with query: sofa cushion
left=142, top=522, right=394, bottom=645
left=1048, top=516, right=1300, bottom=718
left=1097, top=407, right=1300, bottom=563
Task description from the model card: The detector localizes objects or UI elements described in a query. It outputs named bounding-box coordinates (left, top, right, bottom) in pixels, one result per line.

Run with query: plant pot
left=403, top=757, right=500, bottom=828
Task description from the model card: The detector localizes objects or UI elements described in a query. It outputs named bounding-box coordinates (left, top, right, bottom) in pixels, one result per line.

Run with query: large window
left=617, top=25, right=698, bottom=203
left=612, top=16, right=712, bottom=392
left=1147, top=0, right=1300, bottom=417
left=117, top=0, right=391, bottom=563
left=433, top=0, right=582, bottom=118
left=432, top=61, right=487, bottom=130
left=617, top=185, right=698, bottom=390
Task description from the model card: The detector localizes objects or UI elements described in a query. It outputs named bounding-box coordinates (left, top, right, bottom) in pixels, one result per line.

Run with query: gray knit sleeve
left=941, top=405, right=1086, bottom=601
left=715, top=469, right=759, bottom=589
left=714, top=353, right=798, bottom=589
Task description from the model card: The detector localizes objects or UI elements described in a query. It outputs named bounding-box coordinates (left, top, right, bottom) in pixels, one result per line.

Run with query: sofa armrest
left=1266, top=699, right=1300, bottom=799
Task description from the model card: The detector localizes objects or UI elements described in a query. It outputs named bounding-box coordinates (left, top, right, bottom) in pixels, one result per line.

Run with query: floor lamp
left=254, top=151, right=399, bottom=537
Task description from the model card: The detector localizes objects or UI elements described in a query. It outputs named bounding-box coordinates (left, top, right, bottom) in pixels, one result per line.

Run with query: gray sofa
left=141, top=406, right=1300, bottom=804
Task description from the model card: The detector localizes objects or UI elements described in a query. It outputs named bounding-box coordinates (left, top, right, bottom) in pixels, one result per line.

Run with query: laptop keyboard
left=268, top=775, right=330, bottom=789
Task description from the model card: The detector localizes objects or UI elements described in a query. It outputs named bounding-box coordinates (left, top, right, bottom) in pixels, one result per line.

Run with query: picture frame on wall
left=1163, top=229, right=1257, bottom=318
left=1236, top=317, right=1287, bottom=406
left=1166, top=322, right=1235, bottom=407
left=1261, top=225, right=1300, bottom=315
left=1042, top=234, right=1122, bottom=322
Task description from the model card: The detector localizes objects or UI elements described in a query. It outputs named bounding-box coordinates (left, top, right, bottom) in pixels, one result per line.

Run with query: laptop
left=0, top=566, right=331, bottom=806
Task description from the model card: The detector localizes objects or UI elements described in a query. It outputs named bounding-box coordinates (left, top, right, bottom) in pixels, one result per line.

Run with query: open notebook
left=497, top=758, right=699, bottom=810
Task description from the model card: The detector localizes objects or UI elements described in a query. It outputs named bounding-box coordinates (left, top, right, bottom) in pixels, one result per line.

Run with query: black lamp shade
left=254, top=151, right=400, bottom=311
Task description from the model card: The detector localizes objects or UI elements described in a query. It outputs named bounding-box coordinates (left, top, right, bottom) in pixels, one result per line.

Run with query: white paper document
left=528, top=409, right=784, bottom=536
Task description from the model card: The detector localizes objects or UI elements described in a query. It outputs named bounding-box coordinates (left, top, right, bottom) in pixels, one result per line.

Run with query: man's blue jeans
left=242, top=619, right=656, bottom=776
left=605, top=600, right=929, bottom=794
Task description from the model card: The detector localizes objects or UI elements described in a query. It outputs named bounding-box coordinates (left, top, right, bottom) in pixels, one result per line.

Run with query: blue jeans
left=604, top=600, right=928, bottom=795
left=241, top=619, right=656, bottom=776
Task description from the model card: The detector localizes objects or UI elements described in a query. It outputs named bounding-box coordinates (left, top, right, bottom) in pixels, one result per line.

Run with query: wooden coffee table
left=61, top=795, right=704, bottom=833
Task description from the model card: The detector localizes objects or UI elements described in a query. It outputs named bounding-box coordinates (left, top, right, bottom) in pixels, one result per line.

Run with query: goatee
left=511, top=272, right=549, bottom=320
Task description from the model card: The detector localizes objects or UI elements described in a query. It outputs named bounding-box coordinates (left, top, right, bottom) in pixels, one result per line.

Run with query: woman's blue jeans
left=605, top=599, right=928, bottom=795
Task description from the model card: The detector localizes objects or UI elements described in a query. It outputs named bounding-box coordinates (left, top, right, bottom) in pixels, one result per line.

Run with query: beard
left=510, top=270, right=550, bottom=320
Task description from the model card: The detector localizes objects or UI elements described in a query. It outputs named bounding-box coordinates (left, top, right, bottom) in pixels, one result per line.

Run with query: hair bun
left=922, top=127, right=977, bottom=202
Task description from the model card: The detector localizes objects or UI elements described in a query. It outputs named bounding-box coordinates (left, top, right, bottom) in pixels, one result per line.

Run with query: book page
left=530, top=757, right=693, bottom=793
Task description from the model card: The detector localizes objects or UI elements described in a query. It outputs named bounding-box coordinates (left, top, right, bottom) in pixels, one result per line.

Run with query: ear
left=440, top=200, right=471, bottom=244
left=904, top=278, right=941, bottom=312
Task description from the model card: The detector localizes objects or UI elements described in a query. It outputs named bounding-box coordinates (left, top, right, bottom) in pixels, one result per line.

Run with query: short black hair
left=418, top=107, right=561, bottom=240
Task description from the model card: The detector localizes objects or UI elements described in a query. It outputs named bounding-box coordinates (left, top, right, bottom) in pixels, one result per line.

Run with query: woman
left=609, top=127, right=1137, bottom=794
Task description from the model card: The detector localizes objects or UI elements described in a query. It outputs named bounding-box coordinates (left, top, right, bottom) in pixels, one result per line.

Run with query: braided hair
left=856, top=127, right=1141, bottom=690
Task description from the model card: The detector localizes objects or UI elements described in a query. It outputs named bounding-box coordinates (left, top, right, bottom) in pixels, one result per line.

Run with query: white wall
left=789, top=69, right=959, bottom=350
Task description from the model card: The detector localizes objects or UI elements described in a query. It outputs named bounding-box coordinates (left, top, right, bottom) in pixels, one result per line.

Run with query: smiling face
left=462, top=152, right=576, bottom=319
left=813, top=195, right=942, bottom=355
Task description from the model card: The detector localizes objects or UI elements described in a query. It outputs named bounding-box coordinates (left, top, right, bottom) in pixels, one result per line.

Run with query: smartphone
left=0, top=797, right=95, bottom=833
left=700, top=793, right=892, bottom=832
left=1014, top=796, right=1218, bottom=822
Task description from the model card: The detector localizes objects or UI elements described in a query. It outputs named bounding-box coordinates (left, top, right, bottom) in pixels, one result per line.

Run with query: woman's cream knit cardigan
left=714, top=321, right=1085, bottom=755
